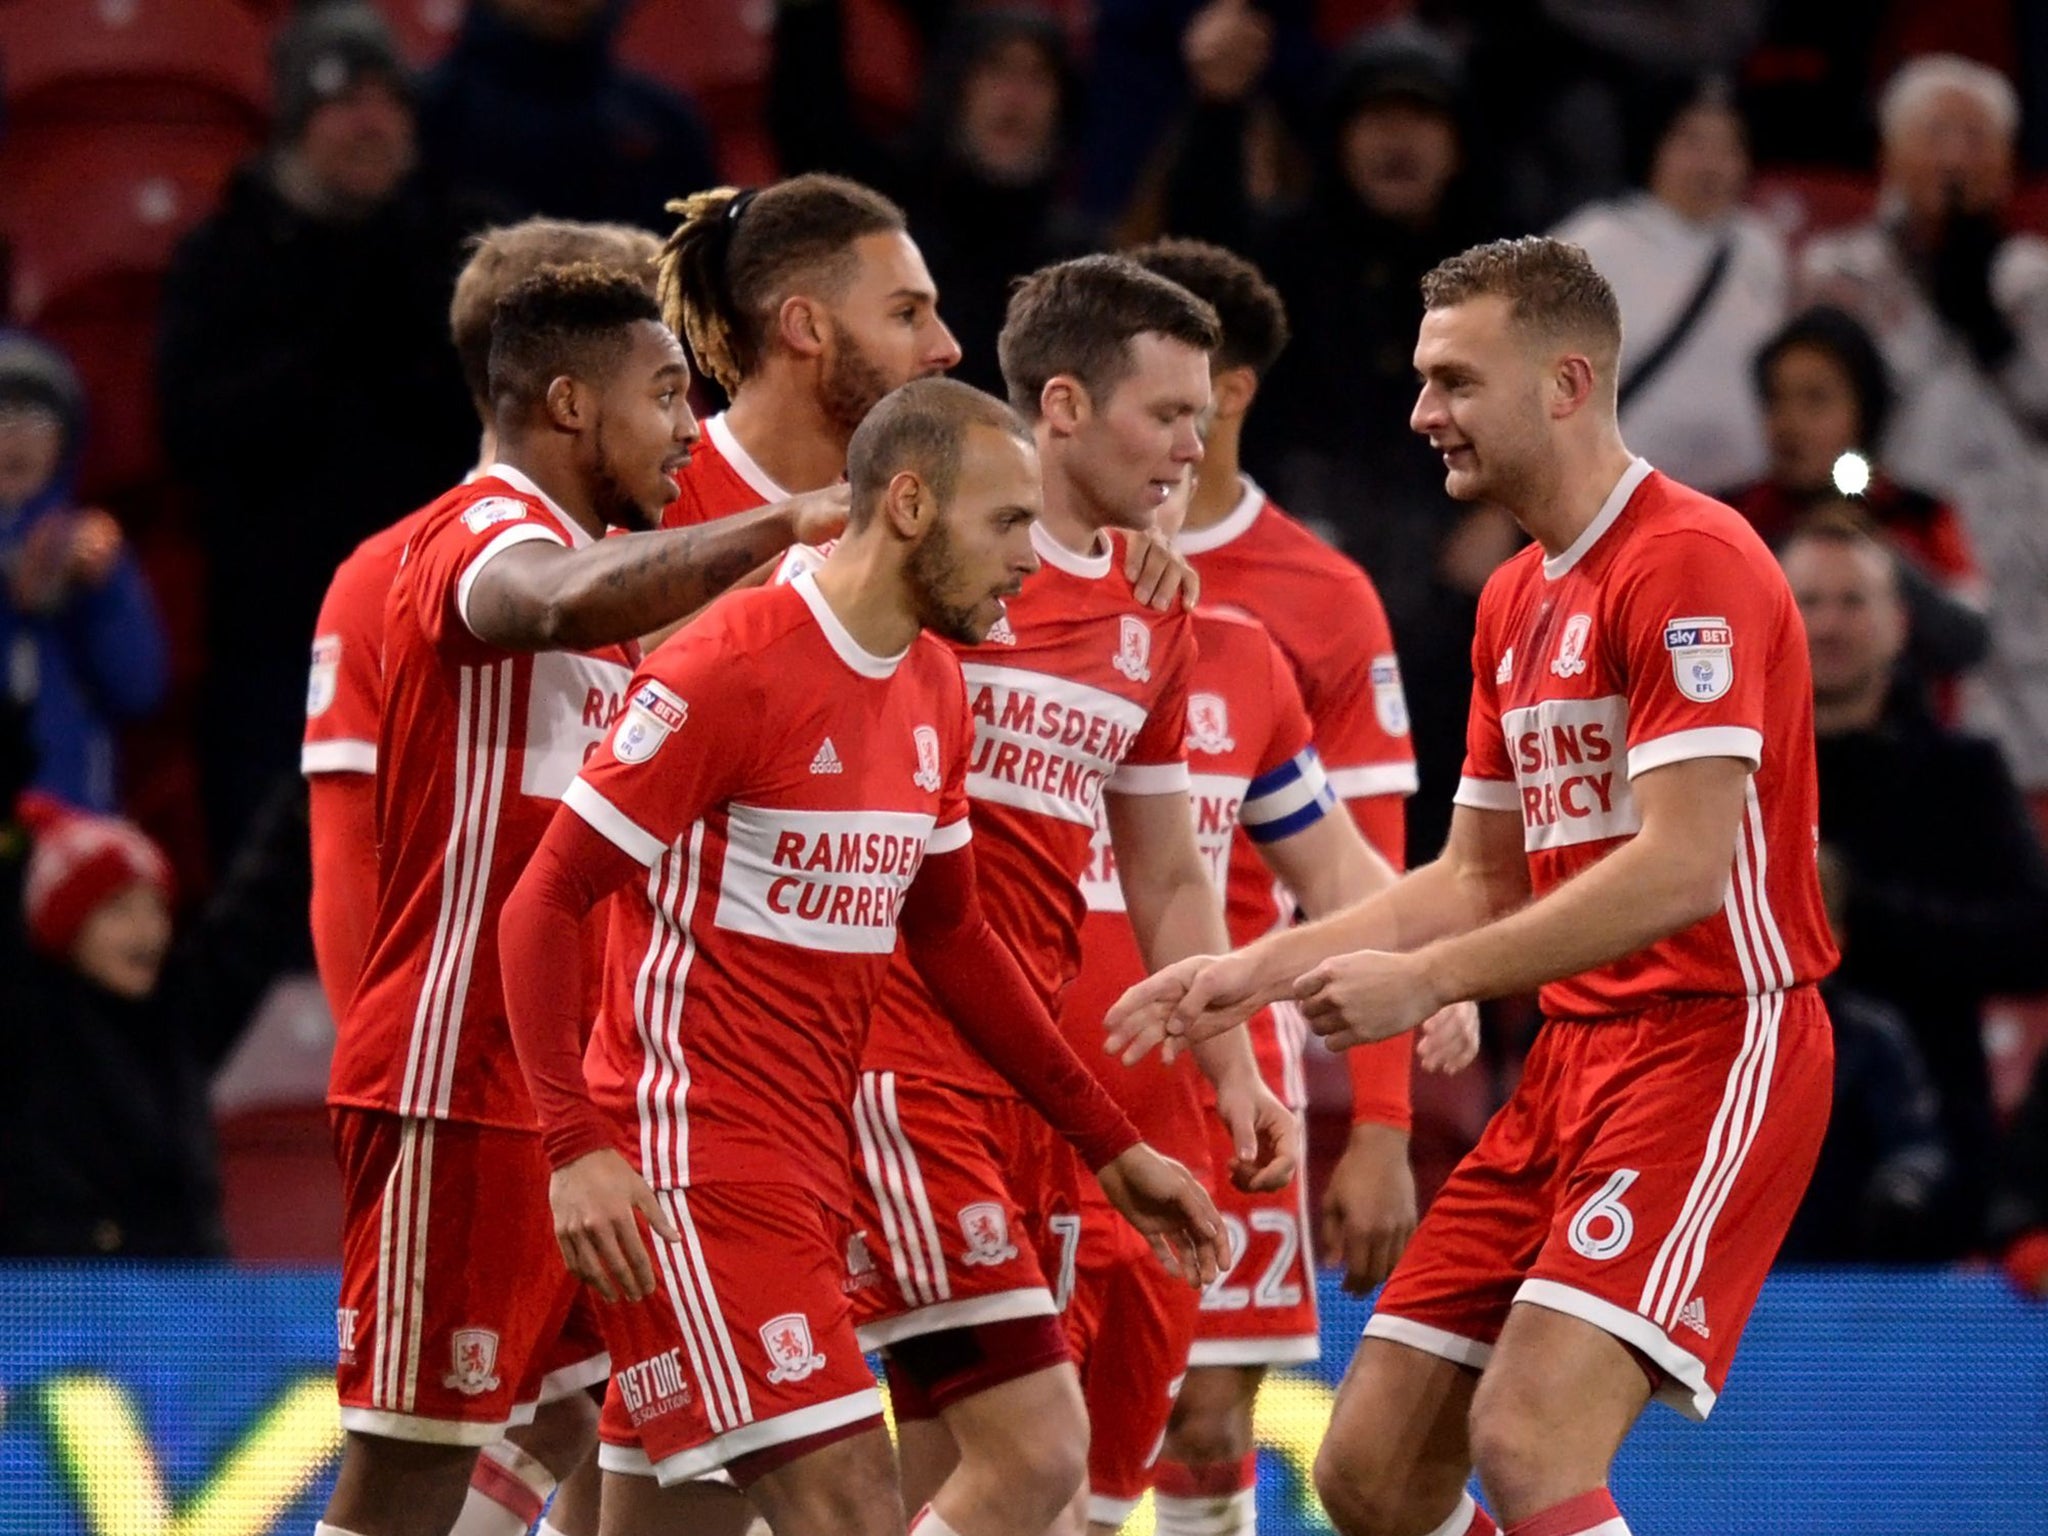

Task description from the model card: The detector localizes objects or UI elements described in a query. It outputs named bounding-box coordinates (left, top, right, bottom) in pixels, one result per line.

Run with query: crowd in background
left=2, top=0, right=2046, bottom=1289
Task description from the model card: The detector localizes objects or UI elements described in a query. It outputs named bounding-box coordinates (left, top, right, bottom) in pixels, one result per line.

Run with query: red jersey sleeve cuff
left=542, top=1110, right=624, bottom=1172
left=1346, top=1034, right=1414, bottom=1130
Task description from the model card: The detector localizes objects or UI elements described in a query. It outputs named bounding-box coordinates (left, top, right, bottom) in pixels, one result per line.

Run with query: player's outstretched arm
left=500, top=808, right=680, bottom=1303
left=465, top=486, right=849, bottom=652
left=1299, top=757, right=1751, bottom=1049
left=899, top=843, right=1228, bottom=1284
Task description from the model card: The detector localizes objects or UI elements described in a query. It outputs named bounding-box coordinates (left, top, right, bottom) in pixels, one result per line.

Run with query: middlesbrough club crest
left=1550, top=613, right=1593, bottom=679
left=759, top=1313, right=828, bottom=1384
left=1186, top=693, right=1235, bottom=754
left=443, top=1328, right=502, bottom=1396
left=958, top=1202, right=1020, bottom=1266
left=912, top=725, right=943, bottom=792
left=1112, top=615, right=1152, bottom=682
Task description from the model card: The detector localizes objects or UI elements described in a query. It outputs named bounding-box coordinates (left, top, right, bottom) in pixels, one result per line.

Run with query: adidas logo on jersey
left=810, top=738, right=844, bottom=775
left=985, top=613, right=1016, bottom=645
left=1676, top=1296, right=1710, bottom=1338
left=1496, top=647, right=1514, bottom=685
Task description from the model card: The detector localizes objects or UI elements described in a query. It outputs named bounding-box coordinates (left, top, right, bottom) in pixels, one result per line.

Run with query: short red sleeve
left=564, top=631, right=760, bottom=865
left=1611, top=530, right=1771, bottom=780
left=1308, top=578, right=1418, bottom=803
left=1454, top=579, right=1518, bottom=814
left=1258, top=633, right=1317, bottom=779
left=301, top=560, right=385, bottom=776
left=1106, top=613, right=1196, bottom=796
left=927, top=676, right=976, bottom=856
left=409, top=495, right=570, bottom=658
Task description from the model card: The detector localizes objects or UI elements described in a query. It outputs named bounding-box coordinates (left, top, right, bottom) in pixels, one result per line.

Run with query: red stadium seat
left=0, top=0, right=270, bottom=128
left=1749, top=168, right=1879, bottom=250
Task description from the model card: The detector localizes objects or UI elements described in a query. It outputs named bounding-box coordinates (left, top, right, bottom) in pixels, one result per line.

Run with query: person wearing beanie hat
left=0, top=784, right=311, bottom=1258
left=159, top=2, right=477, bottom=869
left=0, top=333, right=169, bottom=813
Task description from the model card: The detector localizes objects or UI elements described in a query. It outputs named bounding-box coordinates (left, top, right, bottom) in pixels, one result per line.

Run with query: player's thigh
left=744, top=1424, right=904, bottom=1536
left=1164, top=1364, right=1263, bottom=1465
left=596, top=1466, right=755, bottom=1536
left=1313, top=1337, right=1477, bottom=1532
left=940, top=1358, right=1088, bottom=1480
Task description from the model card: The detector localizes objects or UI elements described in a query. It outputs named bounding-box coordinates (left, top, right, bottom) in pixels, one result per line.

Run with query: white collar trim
left=791, top=569, right=906, bottom=679
left=479, top=462, right=592, bottom=548
left=1543, top=457, right=1652, bottom=580
left=706, top=412, right=792, bottom=504
left=1030, top=519, right=1113, bottom=579
left=1174, top=474, right=1264, bottom=555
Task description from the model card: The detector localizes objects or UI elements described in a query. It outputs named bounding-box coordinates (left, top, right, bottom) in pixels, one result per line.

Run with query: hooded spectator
left=158, top=1, right=476, bottom=863
left=0, top=336, right=167, bottom=813
left=418, top=0, right=718, bottom=230
left=769, top=2, right=1095, bottom=394
left=0, top=787, right=310, bottom=1258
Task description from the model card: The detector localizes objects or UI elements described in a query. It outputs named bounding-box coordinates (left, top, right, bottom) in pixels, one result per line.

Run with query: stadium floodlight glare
left=1831, top=451, right=1872, bottom=497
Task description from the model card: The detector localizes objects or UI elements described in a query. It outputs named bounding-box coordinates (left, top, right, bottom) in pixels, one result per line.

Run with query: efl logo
left=1663, top=616, right=1734, bottom=702
left=460, top=497, right=528, bottom=534
left=1500, top=695, right=1642, bottom=852
left=306, top=636, right=341, bottom=718
left=611, top=678, right=688, bottom=767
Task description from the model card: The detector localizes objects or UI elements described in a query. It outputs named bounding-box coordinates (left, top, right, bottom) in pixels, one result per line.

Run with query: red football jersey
left=566, top=572, right=974, bottom=1212
left=1455, top=460, right=1837, bottom=1018
left=302, top=512, right=427, bottom=778
left=862, top=524, right=1197, bottom=1096
left=329, top=466, right=639, bottom=1128
left=659, top=411, right=788, bottom=529
left=1062, top=606, right=1335, bottom=1155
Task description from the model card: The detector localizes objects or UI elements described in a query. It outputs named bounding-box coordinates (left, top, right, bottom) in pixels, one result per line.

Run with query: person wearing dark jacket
left=1989, top=1050, right=2048, bottom=1299
left=418, top=0, right=718, bottom=230
left=0, top=336, right=167, bottom=812
left=157, top=2, right=476, bottom=864
left=0, top=785, right=311, bottom=1258
left=768, top=1, right=1097, bottom=394
left=1783, top=514, right=2048, bottom=1256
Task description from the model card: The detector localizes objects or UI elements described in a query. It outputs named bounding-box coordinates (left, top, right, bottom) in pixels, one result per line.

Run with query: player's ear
left=1211, top=365, right=1258, bottom=421
left=778, top=295, right=827, bottom=360
left=880, top=468, right=929, bottom=538
left=543, top=375, right=586, bottom=432
left=1040, top=374, right=1086, bottom=436
left=1551, top=353, right=1597, bottom=420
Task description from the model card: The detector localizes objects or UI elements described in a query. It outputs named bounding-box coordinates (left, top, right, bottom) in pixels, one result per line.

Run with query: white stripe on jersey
left=853, top=1074, right=941, bottom=1307
left=669, top=1191, right=754, bottom=1422
left=651, top=1189, right=745, bottom=1432
left=633, top=825, right=707, bottom=1190
left=433, top=663, right=516, bottom=1116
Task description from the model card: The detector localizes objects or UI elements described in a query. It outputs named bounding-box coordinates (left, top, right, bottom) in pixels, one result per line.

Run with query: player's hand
left=1416, top=1000, right=1482, bottom=1075
left=1098, top=1143, right=1227, bottom=1286
left=1105, top=951, right=1272, bottom=1065
left=786, top=483, right=851, bottom=547
left=1320, top=1122, right=1418, bottom=1295
left=1183, top=0, right=1274, bottom=103
left=1211, top=1072, right=1299, bottom=1192
left=1122, top=526, right=1200, bottom=611
left=1295, top=950, right=1442, bottom=1050
left=548, top=1149, right=680, bottom=1304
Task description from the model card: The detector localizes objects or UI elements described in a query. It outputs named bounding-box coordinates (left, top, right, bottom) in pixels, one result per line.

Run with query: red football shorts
left=1190, top=1110, right=1320, bottom=1367
left=593, top=1182, right=884, bottom=1485
left=849, top=1071, right=1080, bottom=1350
left=332, top=1110, right=608, bottom=1444
left=1063, top=1178, right=1200, bottom=1526
left=1366, top=988, right=1833, bottom=1420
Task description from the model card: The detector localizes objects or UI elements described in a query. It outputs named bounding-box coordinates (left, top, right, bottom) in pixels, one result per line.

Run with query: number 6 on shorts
left=1567, top=1169, right=1639, bottom=1261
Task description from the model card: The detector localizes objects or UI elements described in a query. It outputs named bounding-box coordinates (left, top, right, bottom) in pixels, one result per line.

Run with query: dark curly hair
left=487, top=262, right=665, bottom=412
left=1127, top=238, right=1290, bottom=377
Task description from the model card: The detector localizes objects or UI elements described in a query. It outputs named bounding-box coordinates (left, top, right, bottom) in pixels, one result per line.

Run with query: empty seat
left=0, top=0, right=270, bottom=128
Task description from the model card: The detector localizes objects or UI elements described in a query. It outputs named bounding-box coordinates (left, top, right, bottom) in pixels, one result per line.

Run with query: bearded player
left=1112, top=237, right=1835, bottom=1536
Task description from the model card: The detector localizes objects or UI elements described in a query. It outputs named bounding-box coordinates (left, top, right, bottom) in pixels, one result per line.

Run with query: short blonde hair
left=1421, top=236, right=1622, bottom=371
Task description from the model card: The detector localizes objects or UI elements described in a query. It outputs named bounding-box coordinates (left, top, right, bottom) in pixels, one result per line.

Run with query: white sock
left=1154, top=1488, right=1256, bottom=1536
left=909, top=1506, right=967, bottom=1536
left=449, top=1441, right=557, bottom=1536
left=1421, top=1493, right=1494, bottom=1536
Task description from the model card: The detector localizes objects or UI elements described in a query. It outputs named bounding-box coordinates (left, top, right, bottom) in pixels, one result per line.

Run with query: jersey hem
left=606, top=1387, right=885, bottom=1485
left=1186, top=1335, right=1321, bottom=1366
left=1361, top=1313, right=1495, bottom=1370
left=338, top=1406, right=508, bottom=1446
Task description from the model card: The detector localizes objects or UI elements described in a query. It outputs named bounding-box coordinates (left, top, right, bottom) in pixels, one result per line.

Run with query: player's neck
left=725, top=383, right=850, bottom=495
left=811, top=534, right=920, bottom=658
left=491, top=441, right=604, bottom=541
left=1515, top=439, right=1638, bottom=558
left=1183, top=431, right=1245, bottom=532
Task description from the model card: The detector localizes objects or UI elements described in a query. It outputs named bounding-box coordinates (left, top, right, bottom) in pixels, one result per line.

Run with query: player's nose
left=928, top=319, right=963, bottom=373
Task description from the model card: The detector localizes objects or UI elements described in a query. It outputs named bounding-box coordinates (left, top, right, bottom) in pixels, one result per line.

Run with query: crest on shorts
left=1370, top=654, right=1411, bottom=736
left=1186, top=693, right=1234, bottom=754
left=912, top=725, right=944, bottom=792
left=1663, top=617, right=1734, bottom=703
left=307, top=635, right=342, bottom=718
left=613, top=681, right=688, bottom=765
left=759, top=1312, right=828, bottom=1384
left=958, top=1202, right=1020, bottom=1267
left=1550, top=613, right=1593, bottom=679
left=443, top=1327, right=502, bottom=1396
left=1112, top=615, right=1152, bottom=683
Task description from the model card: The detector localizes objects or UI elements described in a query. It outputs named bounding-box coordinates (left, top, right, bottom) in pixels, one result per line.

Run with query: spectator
left=158, top=1, right=475, bottom=863
left=418, top=0, right=718, bottom=231
left=1164, top=20, right=1505, bottom=861
left=1990, top=1049, right=2048, bottom=1299
left=1800, top=54, right=2048, bottom=793
left=1783, top=512, right=2048, bottom=1255
left=1729, top=308, right=1991, bottom=701
left=0, top=336, right=168, bottom=814
left=769, top=1, right=1095, bottom=395
left=1552, top=80, right=1787, bottom=494
left=0, top=788, right=311, bottom=1258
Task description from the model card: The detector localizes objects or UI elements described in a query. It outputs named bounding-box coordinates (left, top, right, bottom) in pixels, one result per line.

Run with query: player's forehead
left=952, top=423, right=1041, bottom=507
left=845, top=230, right=938, bottom=304
left=624, top=318, right=689, bottom=376
left=1110, top=332, right=1212, bottom=410
left=1414, top=294, right=1520, bottom=372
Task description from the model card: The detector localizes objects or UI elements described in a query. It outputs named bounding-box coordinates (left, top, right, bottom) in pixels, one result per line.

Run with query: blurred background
left=3, top=1, right=2048, bottom=1531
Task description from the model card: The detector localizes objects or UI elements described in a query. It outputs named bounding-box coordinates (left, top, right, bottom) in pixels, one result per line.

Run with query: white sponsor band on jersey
left=960, top=664, right=1151, bottom=825
left=520, top=650, right=635, bottom=799
left=713, top=805, right=937, bottom=953
left=1500, top=695, right=1643, bottom=852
